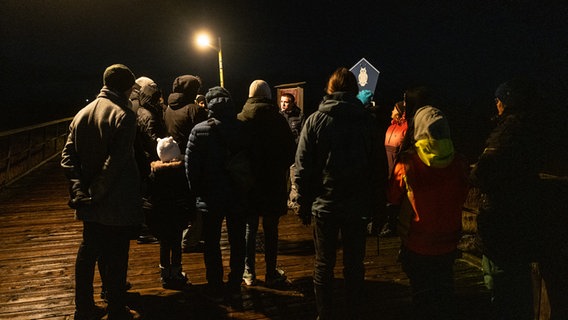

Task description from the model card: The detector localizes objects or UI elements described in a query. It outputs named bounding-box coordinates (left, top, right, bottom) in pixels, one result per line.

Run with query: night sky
left=2, top=1, right=567, bottom=161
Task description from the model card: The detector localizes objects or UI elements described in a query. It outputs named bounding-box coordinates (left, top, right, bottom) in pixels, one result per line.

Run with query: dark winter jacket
left=470, top=112, right=543, bottom=265
left=238, top=97, right=296, bottom=216
left=186, top=87, right=251, bottom=213
left=146, top=160, right=192, bottom=237
left=165, top=75, right=208, bottom=153
left=61, top=87, right=143, bottom=226
left=135, top=85, right=167, bottom=175
left=280, top=105, right=304, bottom=144
left=294, top=91, right=387, bottom=220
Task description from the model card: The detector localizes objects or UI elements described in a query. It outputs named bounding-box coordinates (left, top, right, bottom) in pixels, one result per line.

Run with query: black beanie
left=103, top=64, right=136, bottom=92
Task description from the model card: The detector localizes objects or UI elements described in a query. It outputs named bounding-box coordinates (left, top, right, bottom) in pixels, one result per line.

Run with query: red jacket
left=388, top=151, right=469, bottom=255
left=384, top=118, right=407, bottom=177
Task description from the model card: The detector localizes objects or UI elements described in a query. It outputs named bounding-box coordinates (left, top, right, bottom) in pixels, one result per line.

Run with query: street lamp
left=196, top=33, right=224, bottom=88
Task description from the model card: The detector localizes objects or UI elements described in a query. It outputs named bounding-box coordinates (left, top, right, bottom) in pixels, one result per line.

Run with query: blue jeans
left=75, top=222, right=131, bottom=314
left=244, top=214, right=280, bottom=276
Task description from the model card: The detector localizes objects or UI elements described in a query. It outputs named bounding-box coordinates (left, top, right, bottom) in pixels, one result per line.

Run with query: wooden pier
left=0, top=158, right=491, bottom=319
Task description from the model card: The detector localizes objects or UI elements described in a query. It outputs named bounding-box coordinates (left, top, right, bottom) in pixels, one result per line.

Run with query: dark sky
left=2, top=0, right=567, bottom=143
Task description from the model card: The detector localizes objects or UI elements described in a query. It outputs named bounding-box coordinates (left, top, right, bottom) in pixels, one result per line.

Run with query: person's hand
left=68, top=179, right=92, bottom=209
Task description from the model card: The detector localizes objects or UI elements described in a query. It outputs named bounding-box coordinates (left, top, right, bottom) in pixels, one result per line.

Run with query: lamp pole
left=217, top=37, right=224, bottom=88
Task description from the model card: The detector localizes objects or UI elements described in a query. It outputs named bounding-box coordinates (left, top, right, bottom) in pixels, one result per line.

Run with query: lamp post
left=196, top=33, right=224, bottom=88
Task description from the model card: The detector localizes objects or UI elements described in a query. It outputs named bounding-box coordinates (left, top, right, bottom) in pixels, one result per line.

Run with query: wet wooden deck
left=0, top=158, right=491, bottom=320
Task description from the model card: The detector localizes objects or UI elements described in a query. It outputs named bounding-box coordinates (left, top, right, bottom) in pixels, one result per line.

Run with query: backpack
left=208, top=119, right=254, bottom=193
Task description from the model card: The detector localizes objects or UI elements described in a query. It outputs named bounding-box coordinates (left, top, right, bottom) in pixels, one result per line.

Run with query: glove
left=297, top=204, right=312, bottom=226
left=68, top=179, right=92, bottom=209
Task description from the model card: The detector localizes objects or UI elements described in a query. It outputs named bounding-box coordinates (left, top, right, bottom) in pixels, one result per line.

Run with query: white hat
left=156, top=136, right=181, bottom=162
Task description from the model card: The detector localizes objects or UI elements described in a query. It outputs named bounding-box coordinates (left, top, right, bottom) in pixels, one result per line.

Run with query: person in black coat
left=238, top=80, right=296, bottom=288
left=185, top=86, right=251, bottom=301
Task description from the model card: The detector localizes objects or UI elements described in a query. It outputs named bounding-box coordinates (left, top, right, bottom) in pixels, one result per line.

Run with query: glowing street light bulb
left=196, top=34, right=211, bottom=48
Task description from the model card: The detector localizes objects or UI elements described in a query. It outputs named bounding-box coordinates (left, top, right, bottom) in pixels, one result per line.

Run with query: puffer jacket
left=185, top=88, right=251, bottom=213
left=61, top=87, right=143, bottom=226
left=384, top=116, right=408, bottom=178
left=294, top=91, right=387, bottom=220
left=238, top=97, right=296, bottom=216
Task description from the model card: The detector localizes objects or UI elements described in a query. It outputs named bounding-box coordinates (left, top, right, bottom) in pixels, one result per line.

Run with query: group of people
left=62, top=63, right=565, bottom=320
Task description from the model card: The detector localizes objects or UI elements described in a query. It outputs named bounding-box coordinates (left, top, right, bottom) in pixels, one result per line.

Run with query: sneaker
left=74, top=305, right=106, bottom=320
left=242, top=269, right=257, bottom=286
left=136, top=234, right=159, bottom=244
left=265, top=268, right=289, bottom=288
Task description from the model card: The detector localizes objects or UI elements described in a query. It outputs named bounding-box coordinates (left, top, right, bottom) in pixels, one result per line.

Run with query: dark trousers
left=482, top=255, right=534, bottom=320
left=313, top=214, right=367, bottom=320
left=75, top=221, right=131, bottom=314
left=400, top=248, right=457, bottom=320
left=244, top=214, right=280, bottom=274
left=159, top=226, right=183, bottom=268
left=202, top=205, right=246, bottom=289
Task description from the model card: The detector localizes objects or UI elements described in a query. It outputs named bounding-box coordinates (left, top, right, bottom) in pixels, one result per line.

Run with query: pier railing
left=0, top=118, right=72, bottom=190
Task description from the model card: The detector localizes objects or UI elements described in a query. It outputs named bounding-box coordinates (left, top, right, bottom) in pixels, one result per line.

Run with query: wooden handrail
left=0, top=117, right=73, bottom=189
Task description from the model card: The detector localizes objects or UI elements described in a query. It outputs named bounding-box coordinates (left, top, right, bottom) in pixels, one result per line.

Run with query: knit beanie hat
left=103, top=64, right=135, bottom=92
left=248, top=80, right=271, bottom=99
left=156, top=136, right=182, bottom=162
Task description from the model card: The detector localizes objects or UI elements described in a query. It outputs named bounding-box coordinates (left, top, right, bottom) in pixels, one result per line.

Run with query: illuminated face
left=280, top=96, right=293, bottom=112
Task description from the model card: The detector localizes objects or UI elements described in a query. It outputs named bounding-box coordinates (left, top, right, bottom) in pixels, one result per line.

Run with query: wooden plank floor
left=0, top=159, right=491, bottom=320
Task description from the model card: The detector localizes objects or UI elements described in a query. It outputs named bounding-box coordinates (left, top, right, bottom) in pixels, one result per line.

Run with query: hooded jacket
left=61, top=87, right=143, bottom=226
left=238, top=96, right=296, bottom=216
left=164, top=75, right=208, bottom=153
left=295, top=91, right=387, bottom=220
left=185, top=87, right=251, bottom=213
left=388, top=106, right=469, bottom=256
left=135, top=85, right=167, bottom=170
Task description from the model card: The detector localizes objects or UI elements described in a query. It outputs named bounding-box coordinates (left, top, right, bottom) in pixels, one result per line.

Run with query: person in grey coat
left=61, top=64, right=143, bottom=320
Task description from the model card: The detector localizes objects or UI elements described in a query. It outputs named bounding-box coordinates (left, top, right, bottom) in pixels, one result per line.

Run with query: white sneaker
left=243, top=269, right=257, bottom=286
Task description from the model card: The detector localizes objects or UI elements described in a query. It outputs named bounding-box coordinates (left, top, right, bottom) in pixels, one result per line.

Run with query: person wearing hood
left=164, top=75, right=208, bottom=253
left=61, top=64, right=142, bottom=319
left=294, top=67, right=387, bottom=320
left=164, top=75, right=208, bottom=154
left=185, top=86, right=251, bottom=302
left=130, top=76, right=158, bottom=113
left=238, top=80, right=296, bottom=288
left=387, top=105, right=469, bottom=319
left=134, top=78, right=167, bottom=245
